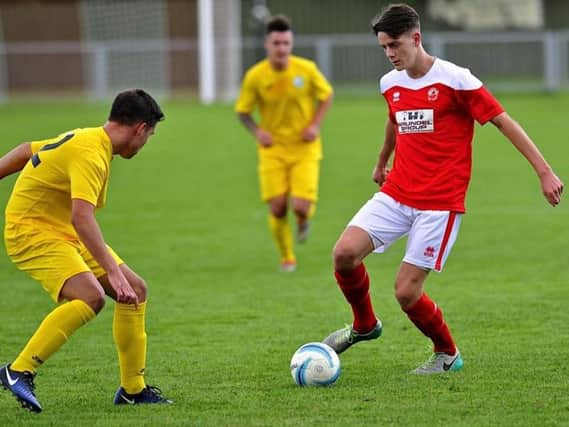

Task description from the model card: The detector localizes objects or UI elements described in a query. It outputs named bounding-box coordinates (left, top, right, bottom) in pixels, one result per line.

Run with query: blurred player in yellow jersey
left=0, top=89, right=171, bottom=412
left=235, top=15, right=333, bottom=272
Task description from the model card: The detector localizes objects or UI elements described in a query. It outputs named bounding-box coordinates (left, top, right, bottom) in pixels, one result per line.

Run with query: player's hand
left=540, top=170, right=564, bottom=206
left=255, top=129, right=273, bottom=147
left=373, top=165, right=389, bottom=187
left=302, top=124, right=319, bottom=142
left=108, top=269, right=139, bottom=307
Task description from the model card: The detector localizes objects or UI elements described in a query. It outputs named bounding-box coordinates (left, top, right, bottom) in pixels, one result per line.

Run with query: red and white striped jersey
left=379, top=58, right=504, bottom=213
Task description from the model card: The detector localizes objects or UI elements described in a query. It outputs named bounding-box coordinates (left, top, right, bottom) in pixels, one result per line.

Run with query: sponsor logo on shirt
left=395, top=109, right=434, bottom=134
left=293, top=76, right=304, bottom=88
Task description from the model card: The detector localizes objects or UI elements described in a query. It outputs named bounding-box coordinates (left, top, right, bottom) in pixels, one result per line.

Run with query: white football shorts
left=348, top=192, right=462, bottom=272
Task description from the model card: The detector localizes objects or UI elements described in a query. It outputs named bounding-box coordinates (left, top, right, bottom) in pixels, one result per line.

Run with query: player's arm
left=491, top=111, right=563, bottom=206
left=0, top=143, right=32, bottom=179
left=237, top=112, right=273, bottom=147
left=236, top=70, right=272, bottom=147
left=302, top=95, right=334, bottom=142
left=71, top=198, right=139, bottom=306
left=373, top=119, right=396, bottom=186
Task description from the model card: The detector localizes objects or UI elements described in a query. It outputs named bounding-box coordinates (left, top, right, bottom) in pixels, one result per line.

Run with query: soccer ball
left=290, top=342, right=341, bottom=386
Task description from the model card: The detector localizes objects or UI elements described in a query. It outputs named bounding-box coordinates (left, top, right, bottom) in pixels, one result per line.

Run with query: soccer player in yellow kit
left=236, top=15, right=333, bottom=272
left=0, top=89, right=171, bottom=412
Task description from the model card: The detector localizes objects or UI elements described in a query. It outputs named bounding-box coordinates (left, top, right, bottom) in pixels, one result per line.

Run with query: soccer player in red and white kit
left=323, top=3, right=564, bottom=374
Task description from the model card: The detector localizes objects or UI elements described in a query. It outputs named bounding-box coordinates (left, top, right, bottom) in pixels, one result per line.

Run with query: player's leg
left=10, top=272, right=103, bottom=373
left=100, top=266, right=171, bottom=404
left=323, top=225, right=382, bottom=353
left=291, top=198, right=313, bottom=243
left=1, top=272, right=100, bottom=413
left=1, top=235, right=102, bottom=412
left=13, top=271, right=104, bottom=367
left=268, top=194, right=296, bottom=271
left=323, top=193, right=412, bottom=353
left=395, top=262, right=452, bottom=353
left=290, top=157, right=319, bottom=243
left=89, top=248, right=170, bottom=405
left=96, top=265, right=148, bottom=396
left=399, top=210, right=463, bottom=374
left=334, top=226, right=377, bottom=333
left=260, top=155, right=296, bottom=270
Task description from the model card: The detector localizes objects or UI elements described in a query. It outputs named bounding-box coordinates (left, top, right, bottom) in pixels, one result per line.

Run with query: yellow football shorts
left=4, top=223, right=123, bottom=303
left=258, top=154, right=320, bottom=202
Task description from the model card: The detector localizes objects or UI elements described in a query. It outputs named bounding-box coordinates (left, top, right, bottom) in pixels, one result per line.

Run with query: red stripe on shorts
left=434, top=212, right=457, bottom=271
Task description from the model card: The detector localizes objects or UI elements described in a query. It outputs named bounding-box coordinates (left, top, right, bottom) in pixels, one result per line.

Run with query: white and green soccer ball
left=290, top=342, right=341, bottom=386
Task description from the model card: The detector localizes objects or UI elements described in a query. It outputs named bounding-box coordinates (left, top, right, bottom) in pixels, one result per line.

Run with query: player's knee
left=395, top=290, right=413, bottom=309
left=333, top=243, right=360, bottom=271
left=394, top=283, right=421, bottom=309
left=84, top=289, right=106, bottom=314
left=270, top=204, right=287, bottom=218
left=269, top=196, right=288, bottom=218
left=292, top=205, right=309, bottom=219
left=130, top=277, right=148, bottom=302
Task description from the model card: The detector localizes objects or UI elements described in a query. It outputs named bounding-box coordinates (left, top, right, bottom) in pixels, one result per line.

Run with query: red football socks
left=335, top=263, right=377, bottom=333
left=403, top=293, right=456, bottom=355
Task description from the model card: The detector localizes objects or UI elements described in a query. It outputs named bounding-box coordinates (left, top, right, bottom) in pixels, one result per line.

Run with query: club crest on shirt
left=427, top=87, right=439, bottom=101
left=395, top=109, right=434, bottom=134
left=293, top=76, right=304, bottom=88
left=393, top=91, right=400, bottom=102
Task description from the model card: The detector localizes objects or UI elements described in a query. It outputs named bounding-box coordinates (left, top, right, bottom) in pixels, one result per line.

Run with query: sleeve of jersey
left=456, top=70, right=504, bottom=124
left=68, top=152, right=107, bottom=207
left=381, top=93, right=397, bottom=124
left=379, top=77, right=396, bottom=123
left=234, top=71, right=257, bottom=114
left=30, top=138, right=55, bottom=154
left=310, top=63, right=333, bottom=101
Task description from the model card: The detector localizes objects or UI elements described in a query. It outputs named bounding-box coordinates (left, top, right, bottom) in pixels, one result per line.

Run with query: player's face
left=120, top=123, right=156, bottom=159
left=377, top=31, right=420, bottom=71
left=265, top=30, right=293, bottom=69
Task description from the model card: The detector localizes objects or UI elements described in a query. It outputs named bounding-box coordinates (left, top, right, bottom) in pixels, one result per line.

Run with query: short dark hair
left=109, top=89, right=164, bottom=127
left=371, top=3, right=420, bottom=38
left=265, top=15, right=291, bottom=35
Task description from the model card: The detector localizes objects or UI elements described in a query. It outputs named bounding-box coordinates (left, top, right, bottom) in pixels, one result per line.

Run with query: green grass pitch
left=0, top=93, right=568, bottom=426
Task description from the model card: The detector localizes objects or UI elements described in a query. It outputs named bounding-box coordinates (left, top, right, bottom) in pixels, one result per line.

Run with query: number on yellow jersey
left=31, top=133, right=75, bottom=167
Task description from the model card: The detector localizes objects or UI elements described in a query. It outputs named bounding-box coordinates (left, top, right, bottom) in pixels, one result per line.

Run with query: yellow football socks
left=113, top=301, right=147, bottom=394
left=268, top=214, right=296, bottom=263
left=11, top=299, right=95, bottom=373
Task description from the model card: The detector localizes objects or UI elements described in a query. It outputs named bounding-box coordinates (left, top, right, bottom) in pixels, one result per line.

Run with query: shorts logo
left=395, top=109, right=434, bottom=134
left=427, top=87, right=439, bottom=101
left=424, top=246, right=436, bottom=258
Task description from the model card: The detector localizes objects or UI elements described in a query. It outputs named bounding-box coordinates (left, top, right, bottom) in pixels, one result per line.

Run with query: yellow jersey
left=5, top=127, right=113, bottom=240
left=235, top=55, right=333, bottom=159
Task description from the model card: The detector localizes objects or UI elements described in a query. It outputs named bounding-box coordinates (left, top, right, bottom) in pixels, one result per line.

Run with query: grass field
left=0, top=93, right=568, bottom=426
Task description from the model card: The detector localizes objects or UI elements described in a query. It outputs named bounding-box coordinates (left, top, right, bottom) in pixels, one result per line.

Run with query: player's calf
left=296, top=221, right=310, bottom=244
